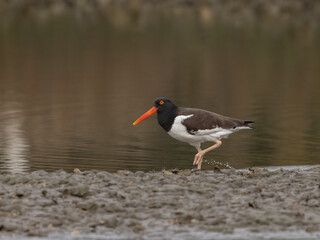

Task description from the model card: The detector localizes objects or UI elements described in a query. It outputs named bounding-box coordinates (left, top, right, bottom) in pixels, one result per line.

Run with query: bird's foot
left=193, top=151, right=205, bottom=170
left=193, top=152, right=203, bottom=165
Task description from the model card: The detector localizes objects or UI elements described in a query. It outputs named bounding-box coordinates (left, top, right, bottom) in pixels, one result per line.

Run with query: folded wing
left=178, top=108, right=254, bottom=136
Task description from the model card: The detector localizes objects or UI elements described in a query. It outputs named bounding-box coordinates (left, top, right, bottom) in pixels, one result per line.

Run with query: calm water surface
left=0, top=18, right=319, bottom=173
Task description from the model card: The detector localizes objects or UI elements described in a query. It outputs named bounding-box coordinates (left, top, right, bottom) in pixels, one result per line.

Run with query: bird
left=133, top=97, right=254, bottom=170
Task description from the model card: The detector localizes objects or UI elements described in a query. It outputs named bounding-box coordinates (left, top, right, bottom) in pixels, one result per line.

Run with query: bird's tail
left=244, top=121, right=255, bottom=130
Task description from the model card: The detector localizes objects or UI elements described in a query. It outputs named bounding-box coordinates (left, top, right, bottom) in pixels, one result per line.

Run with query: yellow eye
left=159, top=100, right=164, bottom=105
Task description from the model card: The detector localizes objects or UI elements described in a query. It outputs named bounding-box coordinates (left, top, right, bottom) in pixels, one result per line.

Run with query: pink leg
left=193, top=146, right=202, bottom=165
left=193, top=140, right=222, bottom=170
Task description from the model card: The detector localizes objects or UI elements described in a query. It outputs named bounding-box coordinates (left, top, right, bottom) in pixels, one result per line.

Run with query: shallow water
left=0, top=17, right=320, bottom=173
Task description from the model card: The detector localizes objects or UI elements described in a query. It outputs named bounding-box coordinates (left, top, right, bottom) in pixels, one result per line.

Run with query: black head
left=154, top=97, right=176, bottom=113
left=154, top=97, right=178, bottom=131
left=133, top=97, right=178, bottom=131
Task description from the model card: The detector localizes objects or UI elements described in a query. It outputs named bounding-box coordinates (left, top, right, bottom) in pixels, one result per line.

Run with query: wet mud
left=1, top=0, right=320, bottom=31
left=0, top=167, right=319, bottom=239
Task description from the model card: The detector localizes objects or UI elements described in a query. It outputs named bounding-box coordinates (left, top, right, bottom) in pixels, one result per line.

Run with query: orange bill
left=133, top=106, right=158, bottom=125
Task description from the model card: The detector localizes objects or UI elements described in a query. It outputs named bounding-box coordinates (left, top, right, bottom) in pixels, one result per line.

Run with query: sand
left=0, top=167, right=319, bottom=239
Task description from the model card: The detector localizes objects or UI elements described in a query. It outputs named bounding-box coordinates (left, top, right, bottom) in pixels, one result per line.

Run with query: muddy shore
left=1, top=0, right=320, bottom=31
left=0, top=167, right=319, bottom=239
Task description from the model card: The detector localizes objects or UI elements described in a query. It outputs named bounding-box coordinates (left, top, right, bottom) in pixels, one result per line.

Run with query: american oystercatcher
left=133, top=97, right=254, bottom=170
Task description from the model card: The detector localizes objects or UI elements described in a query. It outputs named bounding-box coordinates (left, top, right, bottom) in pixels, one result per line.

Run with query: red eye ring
left=159, top=100, right=164, bottom=105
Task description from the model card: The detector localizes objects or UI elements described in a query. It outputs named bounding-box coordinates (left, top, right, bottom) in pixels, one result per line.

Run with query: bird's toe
left=197, top=162, right=202, bottom=170
left=194, top=152, right=204, bottom=165
left=193, top=154, right=199, bottom=165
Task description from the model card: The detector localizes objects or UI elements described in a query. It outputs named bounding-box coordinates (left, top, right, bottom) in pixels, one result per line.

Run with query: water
left=0, top=17, right=320, bottom=173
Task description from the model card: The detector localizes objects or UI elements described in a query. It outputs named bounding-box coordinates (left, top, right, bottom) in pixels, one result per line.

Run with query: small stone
left=163, top=170, right=173, bottom=175
left=3, top=222, right=17, bottom=231
left=171, top=169, right=179, bottom=174
left=134, top=171, right=145, bottom=177
left=191, top=219, right=199, bottom=224
left=71, top=231, right=80, bottom=235
left=248, top=201, right=258, bottom=209
left=132, top=225, right=145, bottom=233
left=307, top=199, right=319, bottom=207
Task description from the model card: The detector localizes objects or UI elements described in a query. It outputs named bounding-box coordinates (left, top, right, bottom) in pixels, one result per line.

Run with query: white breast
left=168, top=115, right=212, bottom=147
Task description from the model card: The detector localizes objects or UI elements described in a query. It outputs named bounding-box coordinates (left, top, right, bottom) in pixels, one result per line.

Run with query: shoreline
left=0, top=166, right=319, bottom=239
left=1, top=0, right=320, bottom=33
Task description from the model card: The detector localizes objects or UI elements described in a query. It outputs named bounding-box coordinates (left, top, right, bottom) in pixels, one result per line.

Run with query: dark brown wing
left=178, top=107, right=254, bottom=134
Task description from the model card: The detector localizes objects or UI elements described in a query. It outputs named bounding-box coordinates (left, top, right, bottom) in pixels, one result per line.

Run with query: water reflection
left=0, top=17, right=319, bottom=172
left=0, top=103, right=29, bottom=173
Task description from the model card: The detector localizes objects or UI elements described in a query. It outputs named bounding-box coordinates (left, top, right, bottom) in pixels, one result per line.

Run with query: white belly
left=168, top=115, right=250, bottom=147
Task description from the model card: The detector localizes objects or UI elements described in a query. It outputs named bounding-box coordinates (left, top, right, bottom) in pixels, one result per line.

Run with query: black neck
left=157, top=105, right=178, bottom=132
